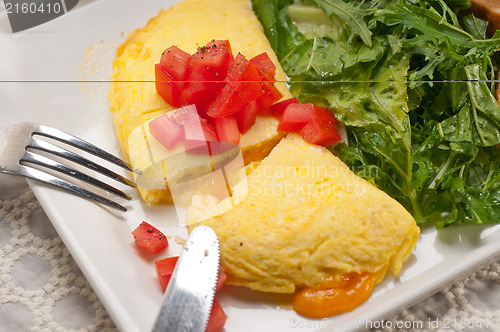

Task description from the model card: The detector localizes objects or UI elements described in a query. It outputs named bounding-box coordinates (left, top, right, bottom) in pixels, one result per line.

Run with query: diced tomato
left=269, top=97, right=298, bottom=118
left=300, top=113, right=341, bottom=147
left=206, top=299, right=227, bottom=332
left=234, top=101, right=258, bottom=134
left=213, top=116, right=240, bottom=145
left=183, top=120, right=218, bottom=152
left=132, top=221, right=168, bottom=255
left=215, top=271, right=227, bottom=293
left=277, top=103, right=338, bottom=133
left=149, top=114, right=184, bottom=149
left=170, top=104, right=202, bottom=125
left=155, top=256, right=179, bottom=291
left=207, top=53, right=263, bottom=119
left=255, top=80, right=283, bottom=113
left=188, top=40, right=234, bottom=82
left=159, top=46, right=191, bottom=81
left=250, top=52, right=276, bottom=78
left=155, top=64, right=184, bottom=107
left=182, top=40, right=234, bottom=113
left=182, top=71, right=224, bottom=116
left=277, top=103, right=317, bottom=132
left=311, top=105, right=339, bottom=123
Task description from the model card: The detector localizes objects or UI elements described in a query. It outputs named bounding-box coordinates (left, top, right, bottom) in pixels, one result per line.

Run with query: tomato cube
left=159, top=46, right=191, bottom=81
left=277, top=103, right=317, bottom=132
left=234, top=101, right=259, bottom=134
left=278, top=103, right=338, bottom=133
left=149, top=114, right=184, bottom=150
left=155, top=64, right=184, bottom=107
left=215, top=271, right=227, bottom=293
left=132, top=221, right=168, bottom=255
left=256, top=80, right=283, bottom=113
left=180, top=79, right=220, bottom=117
left=250, top=52, right=276, bottom=78
left=300, top=116, right=341, bottom=147
left=188, top=40, right=234, bottom=82
left=213, top=116, right=240, bottom=145
left=170, top=104, right=202, bottom=125
left=183, top=121, right=218, bottom=153
left=269, top=97, right=298, bottom=118
left=206, top=299, right=227, bottom=332
left=207, top=53, right=263, bottom=119
left=155, top=256, right=179, bottom=291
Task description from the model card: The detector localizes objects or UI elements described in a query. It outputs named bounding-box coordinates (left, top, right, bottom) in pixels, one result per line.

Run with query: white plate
left=1, top=1, right=500, bottom=331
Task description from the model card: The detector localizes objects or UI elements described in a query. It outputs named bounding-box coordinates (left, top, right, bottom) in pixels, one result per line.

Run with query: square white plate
left=1, top=1, right=500, bottom=331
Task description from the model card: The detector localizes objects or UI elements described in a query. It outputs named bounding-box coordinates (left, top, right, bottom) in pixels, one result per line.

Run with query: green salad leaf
left=251, top=0, right=500, bottom=228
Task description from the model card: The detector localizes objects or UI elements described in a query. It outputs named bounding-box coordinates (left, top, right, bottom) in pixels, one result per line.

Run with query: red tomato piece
left=180, top=79, right=220, bottom=117
left=300, top=116, right=342, bottom=147
left=182, top=40, right=234, bottom=112
left=155, top=256, right=179, bottom=291
left=149, top=114, right=184, bottom=150
left=183, top=121, right=218, bottom=153
left=155, top=64, right=185, bottom=107
left=255, top=80, right=283, bottom=113
left=170, top=104, right=202, bottom=125
left=213, top=116, right=240, bottom=145
left=278, top=103, right=338, bottom=134
left=234, top=101, right=259, bottom=134
left=207, top=53, right=263, bottom=119
left=132, top=221, right=168, bottom=255
left=250, top=52, right=276, bottom=78
left=311, top=105, right=339, bottom=123
left=206, top=299, right=227, bottom=332
left=215, top=271, right=227, bottom=293
left=159, top=46, right=191, bottom=81
left=269, top=97, right=298, bottom=118
left=188, top=40, right=234, bottom=82
left=277, top=103, right=317, bottom=132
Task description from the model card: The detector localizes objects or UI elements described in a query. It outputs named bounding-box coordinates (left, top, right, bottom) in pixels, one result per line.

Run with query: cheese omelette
left=192, top=134, right=420, bottom=293
left=109, top=0, right=291, bottom=204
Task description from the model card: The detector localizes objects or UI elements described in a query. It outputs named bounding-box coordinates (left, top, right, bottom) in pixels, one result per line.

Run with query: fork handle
left=18, top=166, right=127, bottom=212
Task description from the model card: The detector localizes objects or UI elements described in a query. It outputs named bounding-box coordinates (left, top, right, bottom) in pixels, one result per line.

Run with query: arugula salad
left=252, top=0, right=500, bottom=228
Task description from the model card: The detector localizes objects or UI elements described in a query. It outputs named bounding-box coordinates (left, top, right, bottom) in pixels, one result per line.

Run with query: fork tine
left=33, top=124, right=134, bottom=172
left=27, top=138, right=136, bottom=188
left=22, top=151, right=132, bottom=200
left=18, top=165, right=127, bottom=212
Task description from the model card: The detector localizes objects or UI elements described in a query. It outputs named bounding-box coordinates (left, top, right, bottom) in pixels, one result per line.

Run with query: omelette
left=109, top=0, right=291, bottom=204
left=109, top=0, right=420, bottom=317
left=189, top=134, right=419, bottom=294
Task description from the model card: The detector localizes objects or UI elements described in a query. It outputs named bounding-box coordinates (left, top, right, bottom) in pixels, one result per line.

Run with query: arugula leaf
left=438, top=64, right=500, bottom=147
left=252, top=0, right=305, bottom=59
left=251, top=0, right=500, bottom=227
left=312, top=0, right=376, bottom=46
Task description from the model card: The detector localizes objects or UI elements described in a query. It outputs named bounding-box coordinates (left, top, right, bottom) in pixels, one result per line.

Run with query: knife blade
left=152, top=225, right=220, bottom=332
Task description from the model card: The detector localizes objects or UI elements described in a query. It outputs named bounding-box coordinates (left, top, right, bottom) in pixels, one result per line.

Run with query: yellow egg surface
left=109, top=0, right=291, bottom=204
left=195, top=134, right=420, bottom=294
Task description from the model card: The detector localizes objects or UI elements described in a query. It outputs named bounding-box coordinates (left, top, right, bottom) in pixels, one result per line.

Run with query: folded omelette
left=191, top=134, right=420, bottom=293
left=109, top=0, right=290, bottom=204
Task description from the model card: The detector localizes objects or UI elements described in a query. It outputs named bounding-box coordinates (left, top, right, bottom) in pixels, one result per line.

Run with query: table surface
left=0, top=174, right=499, bottom=332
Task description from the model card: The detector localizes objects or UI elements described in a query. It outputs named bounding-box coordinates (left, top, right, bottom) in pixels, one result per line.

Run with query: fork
left=0, top=122, right=135, bottom=212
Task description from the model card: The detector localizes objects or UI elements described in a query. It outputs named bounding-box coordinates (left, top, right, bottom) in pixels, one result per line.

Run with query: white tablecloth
left=0, top=173, right=499, bottom=332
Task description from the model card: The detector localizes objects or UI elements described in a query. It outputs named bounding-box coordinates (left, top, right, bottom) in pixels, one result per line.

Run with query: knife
left=152, top=225, right=220, bottom=332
